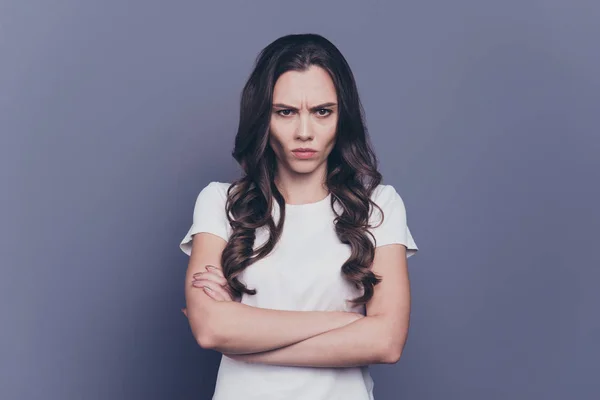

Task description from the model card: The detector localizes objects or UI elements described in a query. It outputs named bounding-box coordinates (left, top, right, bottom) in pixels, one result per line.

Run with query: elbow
left=195, top=325, right=218, bottom=350
left=379, top=334, right=407, bottom=364
left=380, top=344, right=402, bottom=364
left=191, top=309, right=222, bottom=350
left=194, top=316, right=224, bottom=350
left=191, top=301, right=235, bottom=351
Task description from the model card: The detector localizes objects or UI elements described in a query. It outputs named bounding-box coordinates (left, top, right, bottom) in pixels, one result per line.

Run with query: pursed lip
left=292, top=148, right=317, bottom=152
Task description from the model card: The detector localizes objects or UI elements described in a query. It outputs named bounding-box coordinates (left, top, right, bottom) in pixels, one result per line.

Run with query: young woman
left=179, top=33, right=418, bottom=400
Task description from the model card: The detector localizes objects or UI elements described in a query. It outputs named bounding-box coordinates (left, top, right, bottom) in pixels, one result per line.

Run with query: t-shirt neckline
left=284, top=192, right=331, bottom=209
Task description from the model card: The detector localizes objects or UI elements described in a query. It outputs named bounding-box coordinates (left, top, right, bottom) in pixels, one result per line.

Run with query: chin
left=289, top=166, right=317, bottom=175
left=291, top=162, right=324, bottom=175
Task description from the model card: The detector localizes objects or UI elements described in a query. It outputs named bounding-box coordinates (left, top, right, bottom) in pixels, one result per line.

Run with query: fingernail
left=203, top=286, right=212, bottom=291
left=206, top=265, right=216, bottom=270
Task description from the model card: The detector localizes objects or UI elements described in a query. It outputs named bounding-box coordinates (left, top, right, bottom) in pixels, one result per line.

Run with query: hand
left=181, top=265, right=234, bottom=318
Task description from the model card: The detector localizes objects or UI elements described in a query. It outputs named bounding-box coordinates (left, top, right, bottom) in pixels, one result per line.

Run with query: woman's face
left=269, top=65, right=338, bottom=177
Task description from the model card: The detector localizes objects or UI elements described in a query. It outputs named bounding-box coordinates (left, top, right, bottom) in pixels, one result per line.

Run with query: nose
left=295, top=114, right=313, bottom=140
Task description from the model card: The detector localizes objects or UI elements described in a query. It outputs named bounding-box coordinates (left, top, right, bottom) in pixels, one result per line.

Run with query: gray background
left=1, top=1, right=598, bottom=399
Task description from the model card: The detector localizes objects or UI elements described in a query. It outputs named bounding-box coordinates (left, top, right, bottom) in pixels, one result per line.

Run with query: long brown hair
left=221, top=33, right=385, bottom=306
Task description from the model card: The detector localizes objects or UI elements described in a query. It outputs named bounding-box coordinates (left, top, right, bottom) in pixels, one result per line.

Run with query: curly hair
left=220, top=33, right=385, bottom=306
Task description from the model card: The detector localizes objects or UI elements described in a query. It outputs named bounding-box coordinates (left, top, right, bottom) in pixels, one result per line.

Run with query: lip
left=291, top=148, right=317, bottom=159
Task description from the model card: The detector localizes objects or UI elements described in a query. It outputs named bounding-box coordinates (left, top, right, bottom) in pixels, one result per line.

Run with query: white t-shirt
left=180, top=181, right=418, bottom=400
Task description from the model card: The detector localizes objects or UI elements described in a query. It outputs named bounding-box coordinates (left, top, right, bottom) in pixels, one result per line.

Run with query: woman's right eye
left=277, top=109, right=294, bottom=116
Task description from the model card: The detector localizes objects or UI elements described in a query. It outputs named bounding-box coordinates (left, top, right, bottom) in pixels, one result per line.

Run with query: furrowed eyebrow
left=272, top=102, right=337, bottom=111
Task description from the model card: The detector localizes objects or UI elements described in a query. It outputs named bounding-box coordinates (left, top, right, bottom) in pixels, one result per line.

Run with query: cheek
left=268, top=123, right=286, bottom=151
left=316, top=118, right=337, bottom=140
left=321, top=120, right=338, bottom=153
left=270, top=120, right=295, bottom=144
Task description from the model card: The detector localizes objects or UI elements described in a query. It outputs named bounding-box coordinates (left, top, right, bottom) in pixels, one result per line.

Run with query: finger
left=195, top=276, right=235, bottom=299
left=193, top=279, right=226, bottom=295
left=192, top=277, right=229, bottom=293
left=194, top=280, right=232, bottom=301
left=192, top=271, right=227, bottom=286
left=204, top=264, right=225, bottom=277
left=193, top=267, right=226, bottom=281
left=202, top=284, right=228, bottom=301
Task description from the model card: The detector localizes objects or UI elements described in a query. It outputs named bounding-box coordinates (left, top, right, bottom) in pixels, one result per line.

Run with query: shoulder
left=180, top=181, right=233, bottom=254
left=204, top=180, right=233, bottom=193
left=198, top=181, right=232, bottom=201
left=369, top=184, right=408, bottom=223
left=367, top=183, right=418, bottom=254
left=191, top=181, right=234, bottom=216
left=371, top=184, right=405, bottom=207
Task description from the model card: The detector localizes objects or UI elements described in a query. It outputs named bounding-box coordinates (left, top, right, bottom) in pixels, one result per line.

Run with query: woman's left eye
left=316, top=109, right=331, bottom=116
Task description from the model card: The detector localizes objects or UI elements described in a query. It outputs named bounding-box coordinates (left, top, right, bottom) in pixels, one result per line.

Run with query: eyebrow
left=272, top=102, right=338, bottom=111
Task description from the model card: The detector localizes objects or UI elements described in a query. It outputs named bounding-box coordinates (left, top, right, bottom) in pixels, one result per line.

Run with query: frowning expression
left=269, top=65, right=338, bottom=175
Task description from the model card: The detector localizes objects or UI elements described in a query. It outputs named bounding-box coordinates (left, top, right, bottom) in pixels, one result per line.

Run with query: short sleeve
left=179, top=181, right=232, bottom=256
left=368, top=184, right=419, bottom=258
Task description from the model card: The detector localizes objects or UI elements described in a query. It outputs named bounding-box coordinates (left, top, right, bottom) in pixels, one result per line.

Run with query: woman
left=180, top=33, right=418, bottom=400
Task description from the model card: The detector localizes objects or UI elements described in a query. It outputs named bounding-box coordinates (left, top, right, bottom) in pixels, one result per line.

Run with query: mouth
left=291, top=149, right=318, bottom=159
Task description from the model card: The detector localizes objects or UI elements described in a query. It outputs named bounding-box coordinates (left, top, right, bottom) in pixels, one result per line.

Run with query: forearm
left=201, top=301, right=362, bottom=354
left=224, top=315, right=403, bottom=367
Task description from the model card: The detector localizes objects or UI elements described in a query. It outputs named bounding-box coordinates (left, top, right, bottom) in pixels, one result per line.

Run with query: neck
left=274, top=165, right=329, bottom=205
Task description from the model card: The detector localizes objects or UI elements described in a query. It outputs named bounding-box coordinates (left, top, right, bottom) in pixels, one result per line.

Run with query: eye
left=276, top=109, right=295, bottom=117
left=316, top=108, right=332, bottom=117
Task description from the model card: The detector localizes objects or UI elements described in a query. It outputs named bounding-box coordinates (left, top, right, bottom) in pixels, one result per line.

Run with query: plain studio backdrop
left=1, top=1, right=598, bottom=399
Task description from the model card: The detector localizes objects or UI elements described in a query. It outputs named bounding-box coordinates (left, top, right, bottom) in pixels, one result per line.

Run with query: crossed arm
left=223, top=312, right=403, bottom=368
left=184, top=233, right=411, bottom=368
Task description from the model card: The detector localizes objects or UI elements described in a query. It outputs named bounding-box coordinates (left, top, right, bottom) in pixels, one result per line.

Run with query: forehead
left=272, top=65, right=337, bottom=103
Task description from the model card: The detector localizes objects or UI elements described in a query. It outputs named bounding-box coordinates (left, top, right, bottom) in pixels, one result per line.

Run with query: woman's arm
left=186, top=233, right=363, bottom=354
left=199, top=300, right=363, bottom=355
left=222, top=244, right=412, bottom=367
left=225, top=314, right=394, bottom=367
